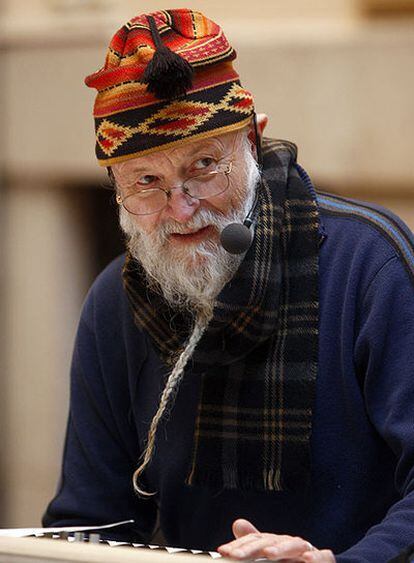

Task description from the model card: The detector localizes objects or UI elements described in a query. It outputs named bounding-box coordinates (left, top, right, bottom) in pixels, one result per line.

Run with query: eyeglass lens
left=122, top=170, right=230, bottom=215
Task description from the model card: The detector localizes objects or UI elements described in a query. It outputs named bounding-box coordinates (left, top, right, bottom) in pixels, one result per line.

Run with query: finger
left=218, top=532, right=263, bottom=554
left=218, top=532, right=292, bottom=557
left=219, top=532, right=293, bottom=554
left=263, top=537, right=314, bottom=560
left=218, top=537, right=259, bottom=558
left=302, top=549, right=336, bottom=562
left=220, top=536, right=284, bottom=560
left=232, top=518, right=260, bottom=538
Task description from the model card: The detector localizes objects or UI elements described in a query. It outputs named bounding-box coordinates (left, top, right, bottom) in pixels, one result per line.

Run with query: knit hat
left=85, top=9, right=255, bottom=166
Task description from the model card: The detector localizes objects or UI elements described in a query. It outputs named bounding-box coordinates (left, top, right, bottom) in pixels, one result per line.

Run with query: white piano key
left=106, top=540, right=130, bottom=547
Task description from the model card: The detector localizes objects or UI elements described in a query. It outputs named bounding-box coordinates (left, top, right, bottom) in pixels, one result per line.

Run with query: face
left=112, top=129, right=249, bottom=240
left=112, top=128, right=260, bottom=312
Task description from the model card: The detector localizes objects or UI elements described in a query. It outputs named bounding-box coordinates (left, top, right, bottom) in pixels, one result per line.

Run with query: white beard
left=119, top=136, right=260, bottom=315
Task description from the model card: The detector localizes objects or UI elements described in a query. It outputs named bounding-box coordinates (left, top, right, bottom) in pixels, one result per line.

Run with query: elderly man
left=43, top=9, right=414, bottom=563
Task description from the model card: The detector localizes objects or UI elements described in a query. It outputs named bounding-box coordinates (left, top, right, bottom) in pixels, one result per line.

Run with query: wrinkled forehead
left=112, top=130, right=243, bottom=179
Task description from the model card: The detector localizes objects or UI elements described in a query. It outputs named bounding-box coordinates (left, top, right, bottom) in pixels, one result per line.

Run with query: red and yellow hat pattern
left=85, top=9, right=255, bottom=166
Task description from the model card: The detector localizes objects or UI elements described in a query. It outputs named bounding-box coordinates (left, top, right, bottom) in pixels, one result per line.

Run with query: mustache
left=155, top=208, right=230, bottom=239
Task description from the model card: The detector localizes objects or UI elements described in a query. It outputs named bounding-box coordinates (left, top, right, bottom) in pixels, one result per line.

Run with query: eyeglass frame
left=115, top=159, right=234, bottom=216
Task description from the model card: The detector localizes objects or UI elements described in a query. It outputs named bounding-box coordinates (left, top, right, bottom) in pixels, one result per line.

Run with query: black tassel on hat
left=142, top=16, right=194, bottom=100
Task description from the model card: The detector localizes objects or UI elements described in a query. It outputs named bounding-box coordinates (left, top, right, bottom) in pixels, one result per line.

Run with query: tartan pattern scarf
left=122, top=138, right=320, bottom=491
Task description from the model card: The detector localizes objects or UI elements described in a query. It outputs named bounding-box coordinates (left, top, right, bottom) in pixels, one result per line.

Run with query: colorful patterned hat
left=85, top=9, right=255, bottom=166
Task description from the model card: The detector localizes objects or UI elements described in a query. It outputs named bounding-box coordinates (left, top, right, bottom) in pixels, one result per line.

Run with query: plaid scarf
left=123, top=139, right=320, bottom=491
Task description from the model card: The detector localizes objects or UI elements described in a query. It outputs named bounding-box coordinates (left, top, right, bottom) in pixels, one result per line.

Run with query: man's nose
left=163, top=186, right=200, bottom=223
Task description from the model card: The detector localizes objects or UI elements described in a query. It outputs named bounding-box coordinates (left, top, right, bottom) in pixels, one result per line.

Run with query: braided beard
left=119, top=138, right=260, bottom=315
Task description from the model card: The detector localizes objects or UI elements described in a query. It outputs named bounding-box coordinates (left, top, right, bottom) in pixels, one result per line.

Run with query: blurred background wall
left=0, top=0, right=413, bottom=527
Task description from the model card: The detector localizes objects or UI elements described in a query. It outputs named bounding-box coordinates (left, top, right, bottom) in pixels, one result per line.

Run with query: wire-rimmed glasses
left=115, top=160, right=233, bottom=216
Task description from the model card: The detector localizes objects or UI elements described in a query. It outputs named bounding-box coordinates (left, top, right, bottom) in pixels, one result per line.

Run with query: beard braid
left=117, top=131, right=261, bottom=496
left=119, top=131, right=260, bottom=317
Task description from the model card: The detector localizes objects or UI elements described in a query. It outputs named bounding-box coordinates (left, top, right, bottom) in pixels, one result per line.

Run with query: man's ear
left=247, top=113, right=269, bottom=152
left=256, top=113, right=269, bottom=138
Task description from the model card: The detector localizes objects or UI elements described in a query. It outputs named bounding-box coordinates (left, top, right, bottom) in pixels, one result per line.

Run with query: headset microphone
left=220, top=194, right=259, bottom=254
left=220, top=112, right=263, bottom=255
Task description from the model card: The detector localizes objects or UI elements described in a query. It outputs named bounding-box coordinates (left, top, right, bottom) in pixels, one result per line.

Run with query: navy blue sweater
left=43, top=191, right=414, bottom=562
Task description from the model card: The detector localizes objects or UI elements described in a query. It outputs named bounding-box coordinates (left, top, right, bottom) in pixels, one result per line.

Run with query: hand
left=217, top=519, right=335, bottom=562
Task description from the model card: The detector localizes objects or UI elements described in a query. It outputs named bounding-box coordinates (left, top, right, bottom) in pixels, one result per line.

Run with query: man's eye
left=193, top=157, right=216, bottom=171
left=137, top=175, right=158, bottom=186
